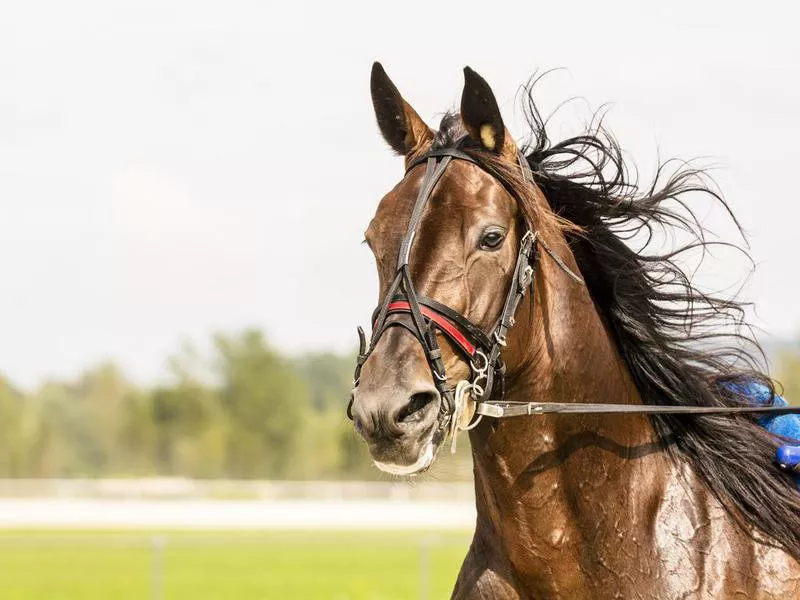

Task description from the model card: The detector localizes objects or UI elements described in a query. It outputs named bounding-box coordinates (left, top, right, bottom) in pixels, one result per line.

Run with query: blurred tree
left=149, top=383, right=213, bottom=473
left=296, top=352, right=353, bottom=411
left=215, top=329, right=311, bottom=478
left=292, top=351, right=362, bottom=478
left=118, top=387, right=156, bottom=474
left=338, top=422, right=376, bottom=478
left=0, top=375, right=50, bottom=476
left=34, top=364, right=133, bottom=476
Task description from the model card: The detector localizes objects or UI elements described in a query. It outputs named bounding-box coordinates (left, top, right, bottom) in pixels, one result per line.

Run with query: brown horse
left=349, top=63, right=800, bottom=599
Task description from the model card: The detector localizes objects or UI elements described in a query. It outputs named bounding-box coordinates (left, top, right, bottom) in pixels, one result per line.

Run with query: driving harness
left=349, top=140, right=800, bottom=436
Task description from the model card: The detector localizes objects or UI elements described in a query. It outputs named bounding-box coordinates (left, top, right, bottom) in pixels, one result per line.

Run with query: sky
left=1, top=1, right=799, bottom=388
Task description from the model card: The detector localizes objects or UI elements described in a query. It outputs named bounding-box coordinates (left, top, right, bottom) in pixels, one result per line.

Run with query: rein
left=350, top=141, right=800, bottom=439
left=477, top=401, right=800, bottom=418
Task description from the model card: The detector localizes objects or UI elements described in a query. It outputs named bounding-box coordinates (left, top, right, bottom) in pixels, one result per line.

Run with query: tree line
left=0, top=330, right=356, bottom=479
left=0, top=329, right=797, bottom=479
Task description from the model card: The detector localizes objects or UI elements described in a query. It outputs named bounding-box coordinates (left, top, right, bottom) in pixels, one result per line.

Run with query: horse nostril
left=353, top=415, right=364, bottom=435
left=398, top=391, right=438, bottom=424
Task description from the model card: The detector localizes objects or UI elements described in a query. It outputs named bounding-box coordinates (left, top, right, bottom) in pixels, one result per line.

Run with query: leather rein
left=350, top=141, right=800, bottom=432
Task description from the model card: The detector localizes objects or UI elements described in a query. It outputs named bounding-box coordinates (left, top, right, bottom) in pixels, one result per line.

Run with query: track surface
left=0, top=529, right=471, bottom=599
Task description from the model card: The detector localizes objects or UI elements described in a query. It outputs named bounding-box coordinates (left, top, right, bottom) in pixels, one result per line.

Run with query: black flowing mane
left=433, top=82, right=800, bottom=558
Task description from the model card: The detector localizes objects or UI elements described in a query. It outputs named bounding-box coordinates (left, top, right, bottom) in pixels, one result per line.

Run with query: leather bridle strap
left=477, top=401, right=800, bottom=418
left=354, top=154, right=464, bottom=416
left=380, top=301, right=479, bottom=358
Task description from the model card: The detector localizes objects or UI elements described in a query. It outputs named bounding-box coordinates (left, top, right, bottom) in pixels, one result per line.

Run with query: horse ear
left=460, top=67, right=517, bottom=161
left=370, top=62, right=433, bottom=156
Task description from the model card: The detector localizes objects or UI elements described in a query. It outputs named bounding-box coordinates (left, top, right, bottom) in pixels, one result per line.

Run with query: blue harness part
left=732, top=382, right=800, bottom=489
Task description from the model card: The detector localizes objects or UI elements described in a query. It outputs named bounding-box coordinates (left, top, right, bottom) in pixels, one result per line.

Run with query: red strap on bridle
left=385, top=301, right=476, bottom=357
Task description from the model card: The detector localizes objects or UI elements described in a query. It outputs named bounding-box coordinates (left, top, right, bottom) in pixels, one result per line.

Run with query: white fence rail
left=0, top=478, right=475, bottom=501
left=0, top=497, right=476, bottom=529
left=0, top=479, right=476, bottom=530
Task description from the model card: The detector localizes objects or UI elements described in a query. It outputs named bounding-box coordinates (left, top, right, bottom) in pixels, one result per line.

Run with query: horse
left=348, top=63, right=800, bottom=599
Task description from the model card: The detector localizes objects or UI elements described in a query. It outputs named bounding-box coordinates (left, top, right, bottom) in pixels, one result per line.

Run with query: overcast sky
left=2, top=1, right=799, bottom=388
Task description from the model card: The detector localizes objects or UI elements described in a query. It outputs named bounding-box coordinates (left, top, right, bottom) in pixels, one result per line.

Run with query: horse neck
left=501, top=232, right=649, bottom=432
left=468, top=232, right=668, bottom=540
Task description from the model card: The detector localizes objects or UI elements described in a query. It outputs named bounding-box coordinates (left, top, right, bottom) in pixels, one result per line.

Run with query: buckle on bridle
left=519, top=265, right=534, bottom=289
left=520, top=229, right=534, bottom=248
left=493, top=331, right=508, bottom=347
left=471, top=349, right=489, bottom=375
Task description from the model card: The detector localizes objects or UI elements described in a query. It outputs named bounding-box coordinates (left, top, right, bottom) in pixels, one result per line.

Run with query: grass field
left=0, top=530, right=472, bottom=600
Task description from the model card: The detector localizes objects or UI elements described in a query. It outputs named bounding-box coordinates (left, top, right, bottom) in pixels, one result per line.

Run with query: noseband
left=349, top=141, right=582, bottom=433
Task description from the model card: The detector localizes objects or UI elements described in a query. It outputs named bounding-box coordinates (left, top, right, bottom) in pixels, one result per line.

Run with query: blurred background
left=1, top=1, right=799, bottom=598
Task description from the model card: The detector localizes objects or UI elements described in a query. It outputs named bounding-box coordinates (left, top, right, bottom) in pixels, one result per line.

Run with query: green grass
left=0, top=530, right=471, bottom=600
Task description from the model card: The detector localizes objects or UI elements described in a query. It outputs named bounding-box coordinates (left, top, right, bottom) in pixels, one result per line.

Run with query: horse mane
left=432, top=82, right=800, bottom=558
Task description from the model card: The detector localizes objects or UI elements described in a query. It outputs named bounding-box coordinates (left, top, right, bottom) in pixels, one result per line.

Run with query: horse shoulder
left=747, top=539, right=800, bottom=599
left=657, top=462, right=800, bottom=598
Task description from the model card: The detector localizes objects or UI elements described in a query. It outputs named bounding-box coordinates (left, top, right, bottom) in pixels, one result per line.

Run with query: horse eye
left=480, top=230, right=505, bottom=250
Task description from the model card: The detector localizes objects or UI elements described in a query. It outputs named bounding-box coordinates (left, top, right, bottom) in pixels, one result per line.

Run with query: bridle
left=349, top=140, right=800, bottom=439
left=349, top=139, right=583, bottom=435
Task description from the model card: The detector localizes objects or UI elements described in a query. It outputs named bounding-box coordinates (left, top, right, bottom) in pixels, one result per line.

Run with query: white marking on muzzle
left=373, top=442, right=434, bottom=476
